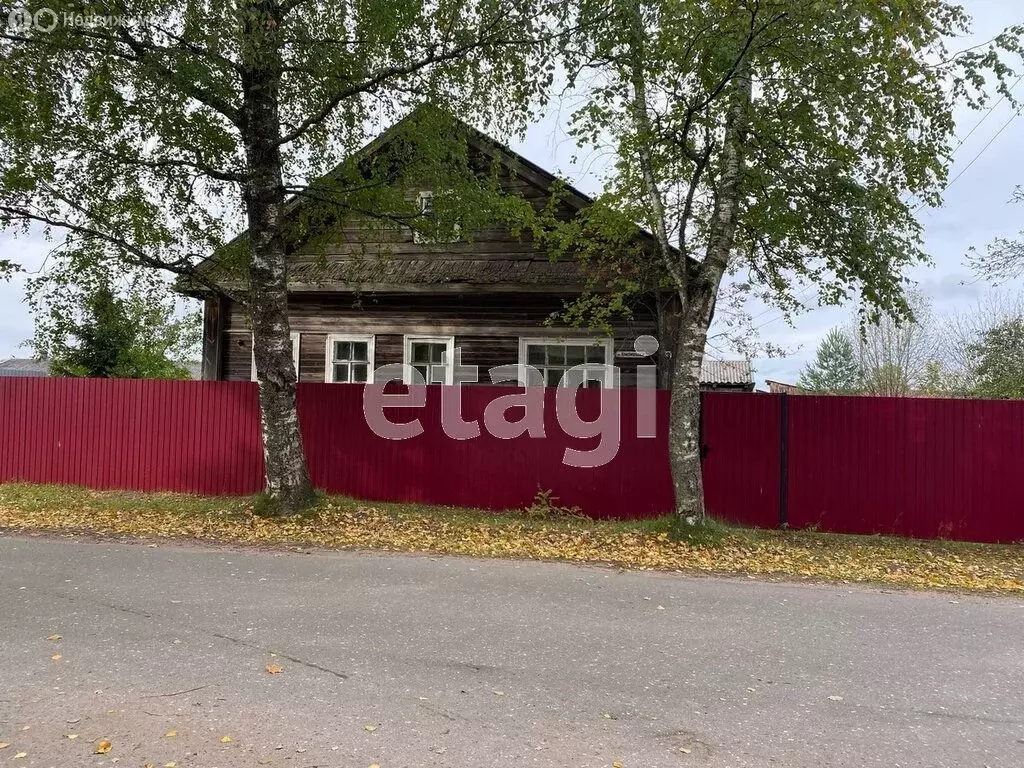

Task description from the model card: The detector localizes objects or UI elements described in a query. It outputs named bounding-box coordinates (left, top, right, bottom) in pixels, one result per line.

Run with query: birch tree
left=564, top=0, right=1020, bottom=520
left=0, top=0, right=568, bottom=513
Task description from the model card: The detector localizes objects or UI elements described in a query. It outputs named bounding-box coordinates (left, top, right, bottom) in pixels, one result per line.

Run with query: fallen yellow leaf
left=220, top=735, right=232, bottom=743
left=96, top=740, right=112, bottom=754
left=46, top=634, right=61, bottom=641
left=51, top=653, right=62, bottom=660
left=164, top=762, right=177, bottom=768
left=679, top=747, right=692, bottom=754
left=3, top=485, right=1023, bottom=596
left=364, top=724, right=377, bottom=732
left=0, top=743, right=8, bottom=749
left=369, top=764, right=381, bottom=768
left=613, top=762, right=623, bottom=768
left=165, top=730, right=177, bottom=738
left=265, top=663, right=284, bottom=674
left=14, top=752, right=26, bottom=759
left=66, top=734, right=78, bottom=740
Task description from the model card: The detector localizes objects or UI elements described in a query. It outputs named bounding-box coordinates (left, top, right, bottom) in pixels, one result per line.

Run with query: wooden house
left=182, top=115, right=752, bottom=392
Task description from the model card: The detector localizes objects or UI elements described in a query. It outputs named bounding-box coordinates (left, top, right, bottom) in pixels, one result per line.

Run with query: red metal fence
left=2, top=378, right=1024, bottom=542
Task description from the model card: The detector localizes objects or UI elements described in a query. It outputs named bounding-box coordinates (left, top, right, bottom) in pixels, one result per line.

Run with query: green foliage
left=29, top=263, right=199, bottom=379
left=561, top=0, right=1022, bottom=323
left=0, top=0, right=568, bottom=295
left=969, top=318, right=1024, bottom=400
left=798, top=329, right=861, bottom=393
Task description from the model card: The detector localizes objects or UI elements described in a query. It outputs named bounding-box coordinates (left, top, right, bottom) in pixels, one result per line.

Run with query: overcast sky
left=2, top=0, right=1023, bottom=388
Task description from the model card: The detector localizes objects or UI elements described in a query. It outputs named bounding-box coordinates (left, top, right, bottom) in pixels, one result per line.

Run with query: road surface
left=1, top=534, right=1022, bottom=767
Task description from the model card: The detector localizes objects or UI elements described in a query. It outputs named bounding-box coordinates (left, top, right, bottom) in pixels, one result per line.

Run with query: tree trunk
left=667, top=296, right=715, bottom=520
left=666, top=60, right=751, bottom=523
left=239, top=0, right=317, bottom=515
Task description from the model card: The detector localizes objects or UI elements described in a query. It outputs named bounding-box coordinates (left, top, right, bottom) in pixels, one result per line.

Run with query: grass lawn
left=1, top=483, right=1022, bottom=595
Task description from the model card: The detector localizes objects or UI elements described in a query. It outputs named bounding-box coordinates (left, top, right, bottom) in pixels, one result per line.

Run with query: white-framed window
left=325, top=334, right=374, bottom=384
left=518, top=337, right=615, bottom=389
left=403, top=335, right=455, bottom=385
left=413, top=190, right=460, bottom=244
left=251, top=332, right=301, bottom=381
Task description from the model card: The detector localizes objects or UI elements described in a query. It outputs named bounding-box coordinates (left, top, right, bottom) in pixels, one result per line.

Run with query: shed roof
left=700, top=359, right=753, bottom=387
left=0, top=358, right=51, bottom=377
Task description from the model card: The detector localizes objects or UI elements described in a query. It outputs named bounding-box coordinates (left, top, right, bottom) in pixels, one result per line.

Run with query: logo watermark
left=348, top=336, right=664, bottom=469
left=7, top=6, right=128, bottom=33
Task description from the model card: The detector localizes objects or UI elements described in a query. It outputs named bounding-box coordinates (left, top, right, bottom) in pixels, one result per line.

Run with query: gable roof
left=182, top=108, right=673, bottom=297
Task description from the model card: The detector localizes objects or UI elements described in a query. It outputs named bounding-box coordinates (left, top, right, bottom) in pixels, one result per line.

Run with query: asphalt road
left=1, top=535, right=1023, bottom=768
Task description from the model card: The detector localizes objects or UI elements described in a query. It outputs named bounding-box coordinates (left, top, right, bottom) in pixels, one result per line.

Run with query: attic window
left=418, top=190, right=434, bottom=216
left=413, top=190, right=460, bottom=244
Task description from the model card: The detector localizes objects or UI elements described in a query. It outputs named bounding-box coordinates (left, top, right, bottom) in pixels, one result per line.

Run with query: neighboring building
left=700, top=360, right=754, bottom=393
left=765, top=379, right=804, bottom=395
left=181, top=114, right=749, bottom=391
left=0, top=358, right=51, bottom=378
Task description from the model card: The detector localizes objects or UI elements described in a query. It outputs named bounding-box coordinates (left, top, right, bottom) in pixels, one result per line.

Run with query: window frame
left=324, top=333, right=375, bottom=384
left=412, top=190, right=433, bottom=244
left=517, top=336, right=616, bottom=389
left=403, top=334, right=455, bottom=385
left=251, top=331, right=301, bottom=382
left=413, top=190, right=460, bottom=244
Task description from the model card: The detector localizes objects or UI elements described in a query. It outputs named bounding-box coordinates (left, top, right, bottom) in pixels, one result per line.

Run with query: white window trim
left=517, top=336, right=616, bottom=389
left=324, top=333, right=375, bottom=383
left=251, top=331, right=301, bottom=382
left=403, top=334, right=455, bottom=385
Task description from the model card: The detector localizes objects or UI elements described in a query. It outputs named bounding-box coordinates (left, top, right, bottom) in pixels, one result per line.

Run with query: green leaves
left=27, top=256, right=200, bottom=380
left=0, top=0, right=568, bottom=291
left=565, top=0, right=1021, bottom=322
left=969, top=318, right=1024, bottom=400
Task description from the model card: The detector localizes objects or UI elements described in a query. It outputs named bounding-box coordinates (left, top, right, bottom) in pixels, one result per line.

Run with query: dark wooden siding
left=220, top=293, right=659, bottom=385
left=287, top=154, right=578, bottom=268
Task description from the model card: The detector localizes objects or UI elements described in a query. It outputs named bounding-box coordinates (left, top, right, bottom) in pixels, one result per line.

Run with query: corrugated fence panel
left=298, top=383, right=675, bottom=518
left=784, top=395, right=1024, bottom=542
left=5, top=379, right=1024, bottom=541
left=701, top=392, right=781, bottom=528
left=0, top=378, right=264, bottom=495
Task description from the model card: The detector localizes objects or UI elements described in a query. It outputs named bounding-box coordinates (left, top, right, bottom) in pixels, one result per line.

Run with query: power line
left=948, top=73, right=1023, bottom=156
left=917, top=108, right=1022, bottom=211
